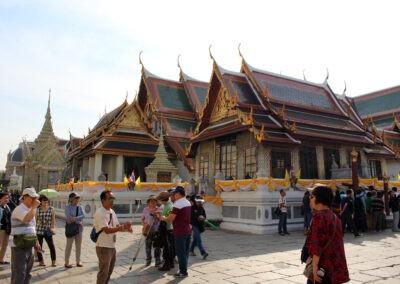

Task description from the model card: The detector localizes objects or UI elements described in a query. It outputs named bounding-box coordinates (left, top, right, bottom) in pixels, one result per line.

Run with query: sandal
left=64, top=264, right=72, bottom=268
left=39, top=262, right=46, bottom=266
left=52, top=262, right=57, bottom=267
left=77, top=263, right=83, bottom=267
left=0, top=261, right=10, bottom=265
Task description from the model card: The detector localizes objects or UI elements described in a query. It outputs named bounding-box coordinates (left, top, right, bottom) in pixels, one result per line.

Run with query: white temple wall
left=102, top=155, right=116, bottom=181
left=171, top=159, right=191, bottom=182
left=386, top=159, right=400, bottom=181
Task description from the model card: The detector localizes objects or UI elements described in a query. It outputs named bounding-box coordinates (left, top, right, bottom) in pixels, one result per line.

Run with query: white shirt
left=279, top=195, right=288, bottom=213
left=10, top=203, right=36, bottom=247
left=94, top=206, right=119, bottom=248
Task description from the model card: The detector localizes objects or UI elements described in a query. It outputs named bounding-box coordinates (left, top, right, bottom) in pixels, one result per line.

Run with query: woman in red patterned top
left=306, top=185, right=349, bottom=284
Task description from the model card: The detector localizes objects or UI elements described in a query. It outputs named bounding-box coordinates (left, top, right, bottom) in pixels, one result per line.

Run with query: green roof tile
left=194, top=86, right=208, bottom=107
left=354, top=90, right=400, bottom=116
left=157, top=84, right=193, bottom=112
left=167, top=117, right=197, bottom=133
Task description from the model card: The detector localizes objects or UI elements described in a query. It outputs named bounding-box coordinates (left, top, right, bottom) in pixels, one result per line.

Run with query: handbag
left=274, top=206, right=282, bottom=216
left=90, top=213, right=112, bottom=243
left=303, top=215, right=337, bottom=280
left=13, top=234, right=38, bottom=248
left=65, top=207, right=80, bottom=238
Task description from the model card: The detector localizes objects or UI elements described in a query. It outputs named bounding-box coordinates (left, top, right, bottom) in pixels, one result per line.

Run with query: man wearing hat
left=10, top=187, right=41, bottom=284
left=159, top=186, right=191, bottom=278
left=156, top=191, right=174, bottom=271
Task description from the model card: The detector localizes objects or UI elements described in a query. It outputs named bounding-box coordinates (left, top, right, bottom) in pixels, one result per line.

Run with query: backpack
left=90, top=213, right=112, bottom=243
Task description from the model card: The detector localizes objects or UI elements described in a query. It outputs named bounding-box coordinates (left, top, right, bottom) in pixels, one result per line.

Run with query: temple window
left=199, top=153, right=209, bottom=178
left=300, top=146, right=318, bottom=179
left=244, top=146, right=257, bottom=179
left=323, top=148, right=340, bottom=179
left=215, top=135, right=237, bottom=180
left=271, top=151, right=291, bottom=178
left=369, top=160, right=382, bottom=180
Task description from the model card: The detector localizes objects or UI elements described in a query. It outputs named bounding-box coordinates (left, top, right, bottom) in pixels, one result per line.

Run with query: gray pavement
left=0, top=219, right=399, bottom=283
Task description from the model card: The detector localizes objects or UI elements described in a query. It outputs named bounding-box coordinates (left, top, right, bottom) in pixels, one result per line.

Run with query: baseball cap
left=172, top=186, right=185, bottom=196
left=194, top=195, right=205, bottom=203
left=22, top=187, right=39, bottom=198
left=68, top=192, right=80, bottom=202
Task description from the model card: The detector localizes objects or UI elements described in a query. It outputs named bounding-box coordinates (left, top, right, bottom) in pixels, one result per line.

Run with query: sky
left=1, top=0, right=400, bottom=170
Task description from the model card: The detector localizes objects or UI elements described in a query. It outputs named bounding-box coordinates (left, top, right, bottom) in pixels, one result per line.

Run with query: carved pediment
left=209, top=89, right=236, bottom=123
left=119, top=108, right=145, bottom=129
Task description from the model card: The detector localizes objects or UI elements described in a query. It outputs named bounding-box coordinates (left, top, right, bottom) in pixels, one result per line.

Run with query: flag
left=295, top=169, right=301, bottom=179
left=128, top=171, right=135, bottom=183
left=284, top=169, right=290, bottom=187
left=135, top=177, right=141, bottom=190
left=289, top=163, right=295, bottom=179
left=124, top=176, right=129, bottom=185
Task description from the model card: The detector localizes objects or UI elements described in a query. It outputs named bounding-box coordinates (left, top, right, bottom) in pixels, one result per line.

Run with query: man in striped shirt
left=10, top=187, right=41, bottom=284
left=371, top=191, right=385, bottom=232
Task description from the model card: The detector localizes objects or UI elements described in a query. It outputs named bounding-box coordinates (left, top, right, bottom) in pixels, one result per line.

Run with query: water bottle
left=317, top=267, right=325, bottom=278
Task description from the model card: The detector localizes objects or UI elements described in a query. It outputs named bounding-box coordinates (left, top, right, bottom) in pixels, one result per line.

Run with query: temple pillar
left=292, top=147, right=300, bottom=174
left=94, top=153, right=102, bottom=181
left=339, top=148, right=348, bottom=167
left=316, top=146, right=325, bottom=179
left=115, top=155, right=124, bottom=182
left=351, top=150, right=359, bottom=191
left=88, top=156, right=95, bottom=181
left=263, top=146, right=271, bottom=178
left=381, top=158, right=388, bottom=179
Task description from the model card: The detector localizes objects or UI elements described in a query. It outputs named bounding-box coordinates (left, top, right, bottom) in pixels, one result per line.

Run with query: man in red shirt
left=159, top=186, right=191, bottom=278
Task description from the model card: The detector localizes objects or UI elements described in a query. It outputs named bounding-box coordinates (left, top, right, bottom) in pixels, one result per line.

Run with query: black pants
left=37, top=234, right=56, bottom=262
left=341, top=214, right=358, bottom=236
left=162, top=230, right=175, bottom=267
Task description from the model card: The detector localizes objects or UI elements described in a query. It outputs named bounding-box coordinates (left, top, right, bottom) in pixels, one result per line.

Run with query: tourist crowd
left=0, top=186, right=208, bottom=283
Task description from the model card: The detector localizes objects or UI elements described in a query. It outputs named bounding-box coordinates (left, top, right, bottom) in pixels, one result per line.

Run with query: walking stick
left=130, top=199, right=142, bottom=222
left=128, top=212, right=157, bottom=271
left=205, top=219, right=220, bottom=230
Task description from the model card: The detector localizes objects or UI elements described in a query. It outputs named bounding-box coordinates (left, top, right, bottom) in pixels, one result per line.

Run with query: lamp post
left=351, top=150, right=359, bottom=191
left=383, top=174, right=390, bottom=216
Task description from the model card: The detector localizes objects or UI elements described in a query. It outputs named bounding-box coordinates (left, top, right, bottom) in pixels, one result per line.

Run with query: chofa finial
left=238, top=43, right=243, bottom=59
left=325, top=68, right=329, bottom=81
left=209, top=45, right=214, bottom=60
left=177, top=54, right=181, bottom=70
left=139, top=51, right=143, bottom=66
left=342, top=80, right=347, bottom=95
left=303, top=69, right=307, bottom=81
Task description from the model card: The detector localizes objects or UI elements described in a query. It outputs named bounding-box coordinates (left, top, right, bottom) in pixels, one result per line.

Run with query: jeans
left=37, top=234, right=56, bottom=262
left=341, top=214, right=358, bottom=235
left=174, top=234, right=191, bottom=275
left=278, top=212, right=288, bottom=234
left=354, top=212, right=366, bottom=233
left=372, top=211, right=383, bottom=231
left=304, top=212, right=313, bottom=228
left=392, top=211, right=400, bottom=232
left=190, top=225, right=206, bottom=255
left=11, top=246, right=34, bottom=284
left=96, top=246, right=116, bottom=284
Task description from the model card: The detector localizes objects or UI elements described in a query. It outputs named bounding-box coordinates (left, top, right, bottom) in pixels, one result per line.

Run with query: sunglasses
left=108, top=197, right=116, bottom=201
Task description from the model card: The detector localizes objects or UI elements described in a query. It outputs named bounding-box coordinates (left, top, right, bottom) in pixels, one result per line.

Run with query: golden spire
left=125, top=91, right=128, bottom=103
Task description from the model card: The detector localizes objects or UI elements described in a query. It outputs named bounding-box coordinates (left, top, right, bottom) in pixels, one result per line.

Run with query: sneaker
left=202, top=252, right=209, bottom=260
left=279, top=232, right=285, bottom=236
left=284, top=232, right=290, bottom=235
left=189, top=251, right=196, bottom=256
left=145, top=260, right=151, bottom=266
left=174, top=273, right=188, bottom=278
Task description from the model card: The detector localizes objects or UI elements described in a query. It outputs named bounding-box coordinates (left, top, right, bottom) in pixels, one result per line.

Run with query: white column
left=88, top=156, right=95, bottom=181
left=94, top=153, right=102, bottom=181
left=339, top=148, right=348, bottom=167
left=292, top=147, right=300, bottom=174
left=115, top=155, right=124, bottom=182
left=316, top=146, right=325, bottom=179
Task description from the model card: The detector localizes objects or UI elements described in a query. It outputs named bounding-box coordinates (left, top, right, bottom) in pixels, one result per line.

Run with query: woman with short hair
left=36, top=194, right=56, bottom=266
left=305, top=186, right=349, bottom=283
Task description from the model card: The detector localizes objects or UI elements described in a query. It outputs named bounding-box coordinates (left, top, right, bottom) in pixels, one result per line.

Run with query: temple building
left=68, top=57, right=208, bottom=183
left=188, top=49, right=395, bottom=194
left=5, top=93, right=68, bottom=190
left=353, top=85, right=400, bottom=180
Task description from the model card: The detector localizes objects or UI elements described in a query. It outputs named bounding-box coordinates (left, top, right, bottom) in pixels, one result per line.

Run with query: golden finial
left=362, top=119, right=368, bottom=132
left=88, top=127, right=91, bottom=133
left=303, top=69, right=307, bottom=81
left=325, top=68, right=329, bottom=81
left=281, top=104, right=285, bottom=119
left=125, top=91, right=128, bottom=103
left=257, top=125, right=265, bottom=143
left=291, top=121, right=296, bottom=132
left=139, top=51, right=143, bottom=66
left=209, top=45, right=214, bottom=60
left=238, top=43, right=243, bottom=59
left=104, top=106, right=107, bottom=114
left=343, top=81, right=347, bottom=95
left=264, top=85, right=269, bottom=101
left=48, top=88, right=51, bottom=104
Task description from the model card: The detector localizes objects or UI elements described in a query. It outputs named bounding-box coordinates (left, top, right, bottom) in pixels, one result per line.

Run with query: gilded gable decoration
left=209, top=89, right=236, bottom=123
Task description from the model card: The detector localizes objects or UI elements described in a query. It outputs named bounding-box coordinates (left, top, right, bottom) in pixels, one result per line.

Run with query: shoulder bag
left=90, top=213, right=112, bottom=243
left=65, top=206, right=80, bottom=238
left=303, top=215, right=337, bottom=281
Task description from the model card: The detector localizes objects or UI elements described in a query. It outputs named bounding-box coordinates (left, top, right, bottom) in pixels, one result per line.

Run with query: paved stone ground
left=0, top=219, right=399, bottom=284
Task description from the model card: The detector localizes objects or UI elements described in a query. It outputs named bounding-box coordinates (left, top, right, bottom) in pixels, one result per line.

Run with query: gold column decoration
left=264, top=85, right=269, bottom=101
left=291, top=121, right=296, bottom=133
left=281, top=104, right=285, bottom=120
left=383, top=174, right=390, bottom=215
